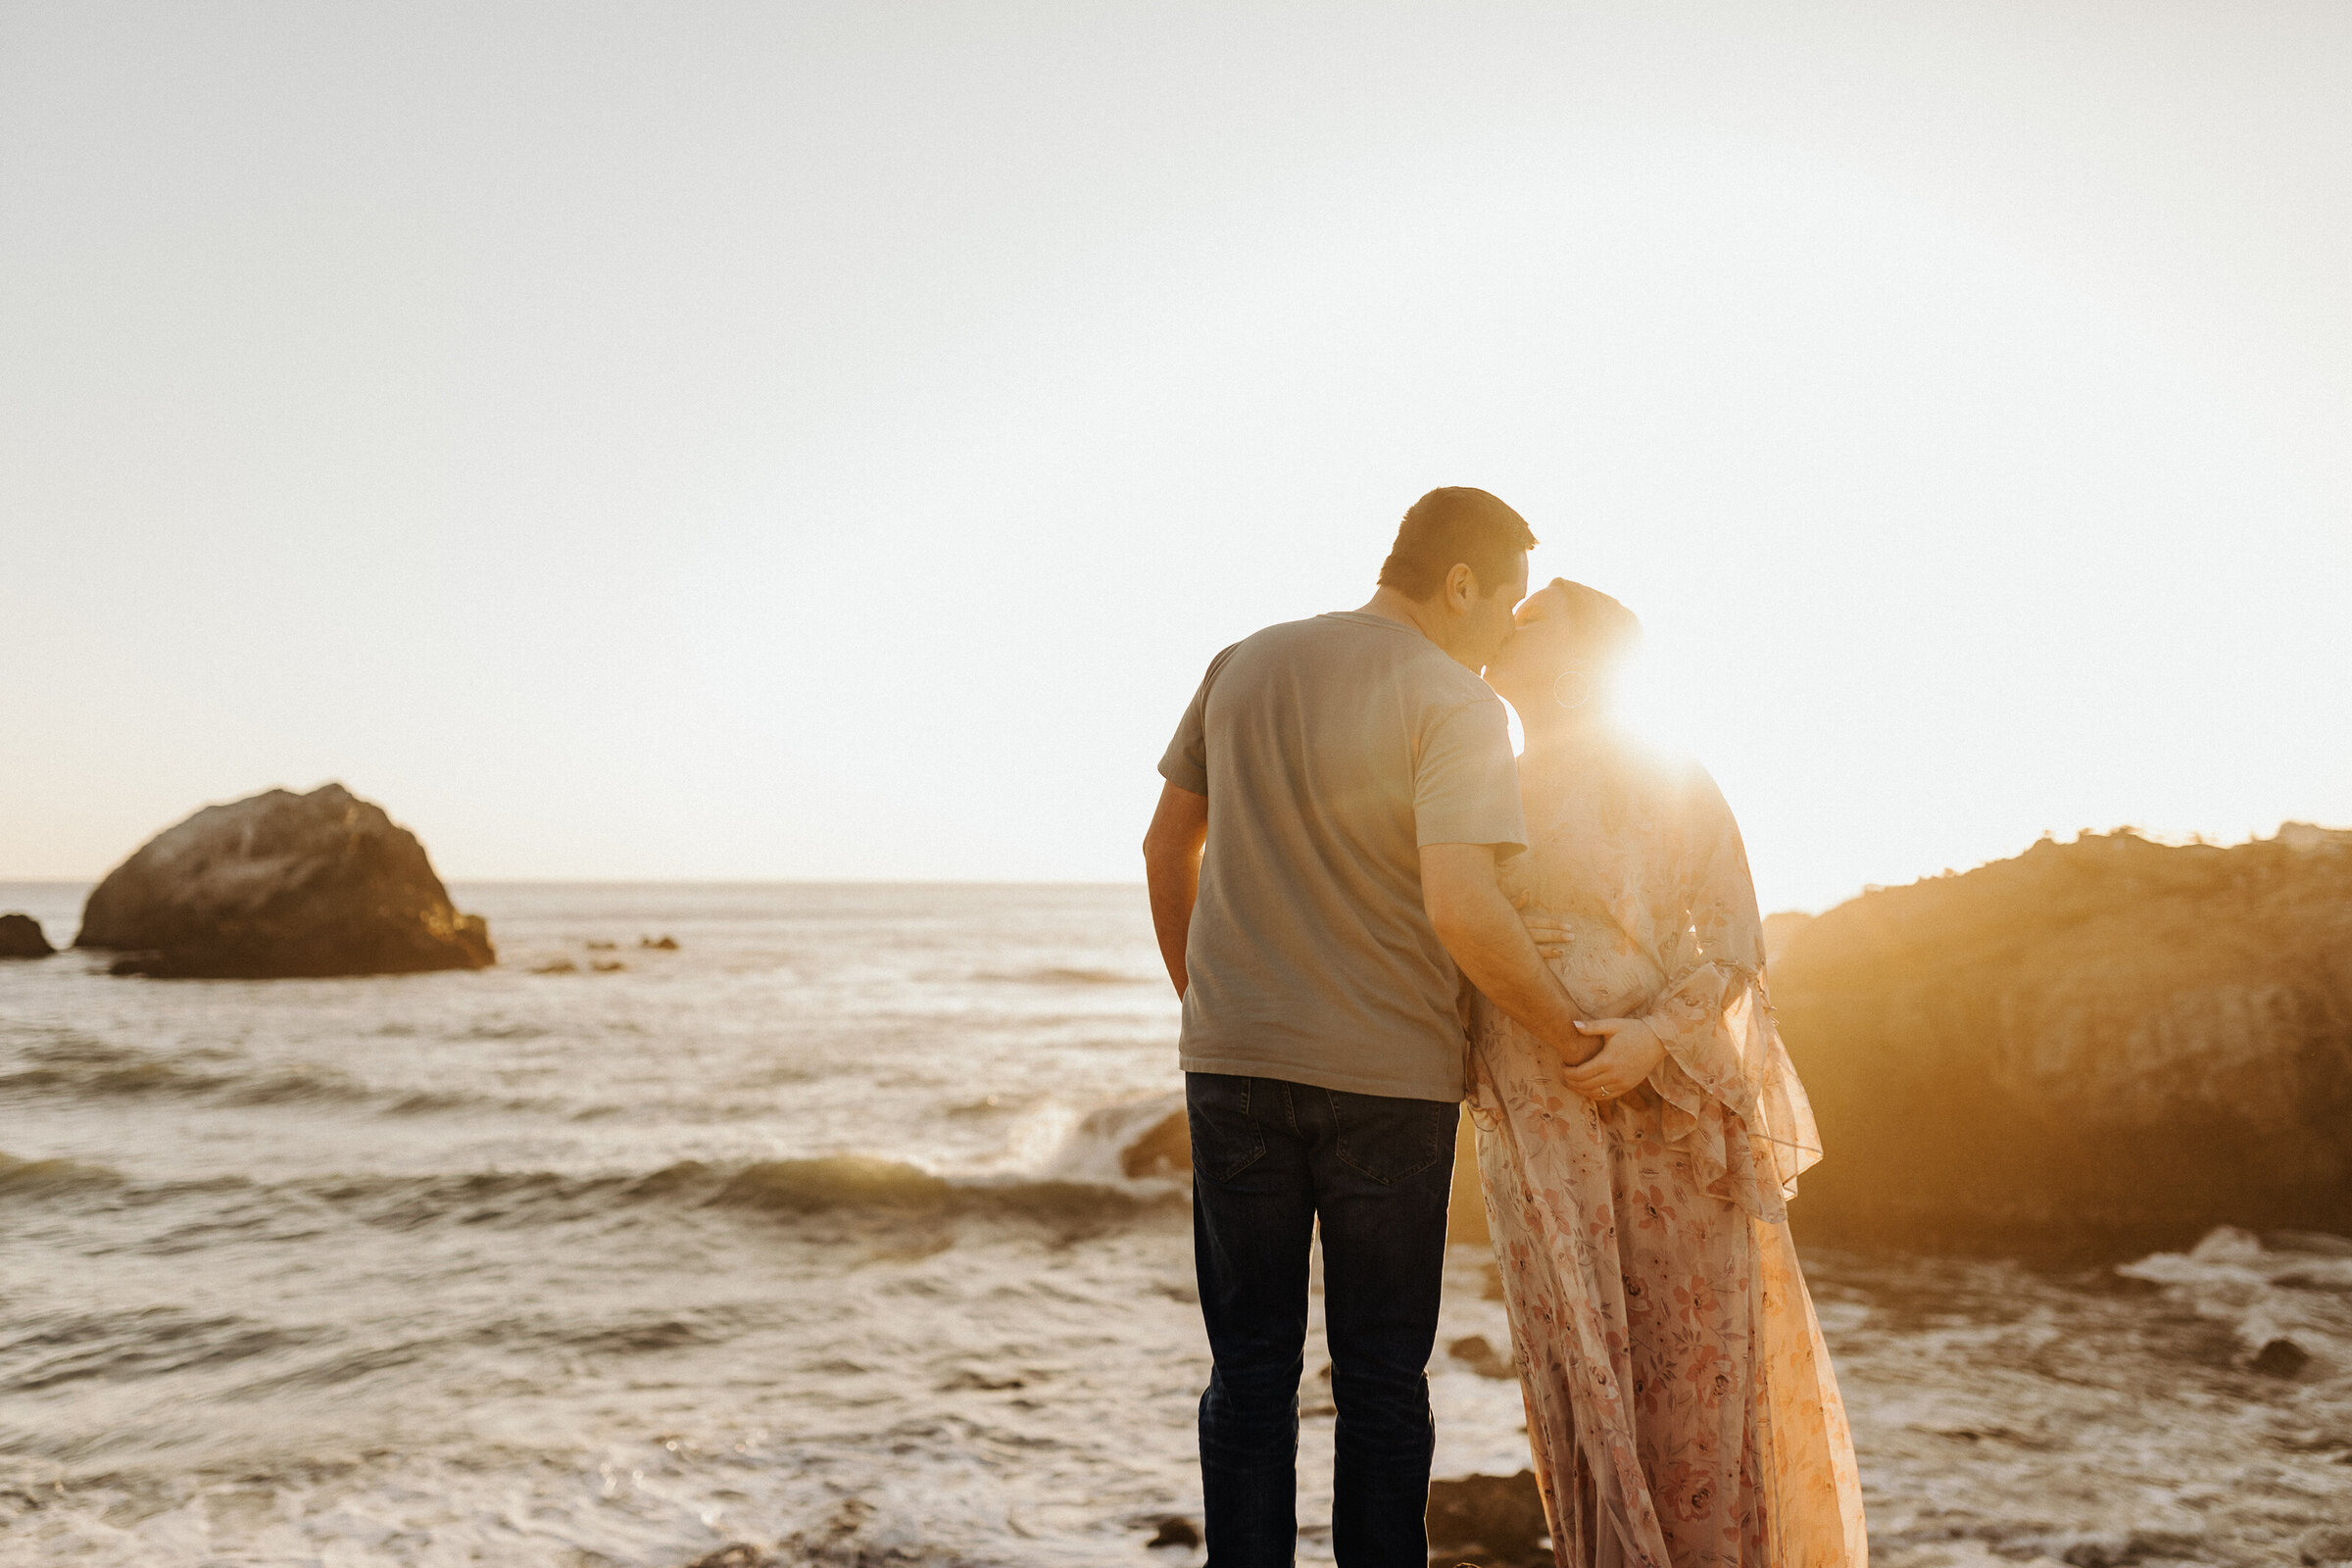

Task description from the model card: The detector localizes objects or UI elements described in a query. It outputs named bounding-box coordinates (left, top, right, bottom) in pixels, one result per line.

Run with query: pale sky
left=3, top=2, right=2346, bottom=914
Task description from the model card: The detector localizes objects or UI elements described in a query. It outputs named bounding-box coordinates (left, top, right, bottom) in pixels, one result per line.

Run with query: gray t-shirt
left=1158, top=611, right=1527, bottom=1102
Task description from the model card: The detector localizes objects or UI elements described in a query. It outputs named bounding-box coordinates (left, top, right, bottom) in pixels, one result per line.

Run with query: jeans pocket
left=1327, top=1090, right=1451, bottom=1185
left=1186, top=1073, right=1268, bottom=1183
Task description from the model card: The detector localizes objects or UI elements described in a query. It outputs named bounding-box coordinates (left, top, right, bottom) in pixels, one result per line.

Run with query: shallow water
left=1, top=883, right=2346, bottom=1566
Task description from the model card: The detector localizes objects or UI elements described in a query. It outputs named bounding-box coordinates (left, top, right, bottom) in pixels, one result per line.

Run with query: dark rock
left=590, top=959, right=626, bottom=973
left=2254, top=1338, right=2312, bottom=1378
left=1146, top=1515, right=1202, bottom=1548
left=0, top=913, right=55, bottom=958
left=683, top=1545, right=771, bottom=1568
left=75, top=784, right=493, bottom=979
left=1425, top=1470, right=1547, bottom=1567
left=936, top=1368, right=1025, bottom=1391
left=1446, top=1334, right=1516, bottom=1380
left=1300, top=1360, right=1336, bottom=1417
left=2271, top=1229, right=2352, bottom=1257
left=532, top=958, right=579, bottom=975
left=1061, top=1095, right=1190, bottom=1181
left=1772, top=828, right=2352, bottom=1249
left=2063, top=1533, right=2205, bottom=1567
left=1122, top=1107, right=1192, bottom=1179
left=641, top=934, right=679, bottom=951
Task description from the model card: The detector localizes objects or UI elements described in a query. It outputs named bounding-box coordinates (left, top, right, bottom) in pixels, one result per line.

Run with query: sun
left=1605, top=645, right=1694, bottom=760
left=1498, top=643, right=1692, bottom=765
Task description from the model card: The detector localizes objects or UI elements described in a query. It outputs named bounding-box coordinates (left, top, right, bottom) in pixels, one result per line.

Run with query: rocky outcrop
left=1762, top=909, right=1815, bottom=960
left=0, top=913, right=55, bottom=958
left=75, top=784, right=494, bottom=979
left=1426, top=1471, right=1548, bottom=1567
left=1772, top=826, right=2352, bottom=1250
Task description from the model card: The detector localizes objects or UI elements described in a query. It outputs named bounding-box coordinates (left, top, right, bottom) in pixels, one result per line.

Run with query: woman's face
left=1483, top=585, right=1586, bottom=715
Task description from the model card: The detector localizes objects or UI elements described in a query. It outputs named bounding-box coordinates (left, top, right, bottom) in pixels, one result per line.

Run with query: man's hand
left=1511, top=891, right=1572, bottom=962
left=1562, top=1017, right=1668, bottom=1101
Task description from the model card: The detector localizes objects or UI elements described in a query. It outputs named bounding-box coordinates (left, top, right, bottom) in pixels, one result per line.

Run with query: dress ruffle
left=1644, top=972, right=1822, bottom=1225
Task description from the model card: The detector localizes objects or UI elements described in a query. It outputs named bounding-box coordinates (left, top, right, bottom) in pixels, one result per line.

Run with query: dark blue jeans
left=1187, top=1071, right=1457, bottom=1568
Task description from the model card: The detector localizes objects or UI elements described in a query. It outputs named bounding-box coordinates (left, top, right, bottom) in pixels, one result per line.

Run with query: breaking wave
left=709, top=1154, right=1181, bottom=1229
left=0, top=1308, right=326, bottom=1395
left=0, top=1038, right=370, bottom=1107
left=0, top=1140, right=1188, bottom=1238
left=2117, top=1225, right=2352, bottom=1379
left=974, top=965, right=1155, bottom=986
left=0, top=1150, right=124, bottom=1198
left=0, top=1033, right=548, bottom=1118
left=280, top=1145, right=1190, bottom=1235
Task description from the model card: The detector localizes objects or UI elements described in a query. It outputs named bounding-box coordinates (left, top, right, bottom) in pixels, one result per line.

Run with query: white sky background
left=2, top=2, right=2345, bottom=914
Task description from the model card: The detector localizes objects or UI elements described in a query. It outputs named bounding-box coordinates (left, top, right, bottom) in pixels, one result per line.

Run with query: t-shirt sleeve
left=1156, top=645, right=1236, bottom=797
left=1412, top=696, right=1528, bottom=854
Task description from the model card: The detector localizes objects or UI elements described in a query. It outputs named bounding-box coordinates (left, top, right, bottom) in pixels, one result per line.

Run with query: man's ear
left=1443, top=561, right=1478, bottom=613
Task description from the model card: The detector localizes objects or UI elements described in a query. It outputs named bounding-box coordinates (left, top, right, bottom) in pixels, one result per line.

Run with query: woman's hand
left=1563, top=1017, right=1667, bottom=1101
left=1511, top=891, right=1572, bottom=961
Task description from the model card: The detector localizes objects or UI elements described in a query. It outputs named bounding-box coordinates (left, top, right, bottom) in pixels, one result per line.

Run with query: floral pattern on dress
left=1469, top=739, right=1869, bottom=1567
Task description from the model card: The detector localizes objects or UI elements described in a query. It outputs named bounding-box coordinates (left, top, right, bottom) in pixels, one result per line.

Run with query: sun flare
left=1606, top=645, right=1692, bottom=760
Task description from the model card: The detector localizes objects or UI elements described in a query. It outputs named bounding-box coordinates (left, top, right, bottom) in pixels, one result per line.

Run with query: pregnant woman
left=1473, top=579, right=1869, bottom=1566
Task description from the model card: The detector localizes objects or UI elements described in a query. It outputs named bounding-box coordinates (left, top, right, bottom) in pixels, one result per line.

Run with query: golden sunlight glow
left=1607, top=646, right=1691, bottom=761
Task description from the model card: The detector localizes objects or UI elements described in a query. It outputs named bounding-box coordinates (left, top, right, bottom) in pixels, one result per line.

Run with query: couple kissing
left=1143, top=486, right=1869, bottom=1568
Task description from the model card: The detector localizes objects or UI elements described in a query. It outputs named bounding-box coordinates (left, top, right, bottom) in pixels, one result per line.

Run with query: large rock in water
left=1773, top=826, right=2352, bottom=1250
left=76, top=784, right=494, bottom=978
left=0, top=913, right=56, bottom=958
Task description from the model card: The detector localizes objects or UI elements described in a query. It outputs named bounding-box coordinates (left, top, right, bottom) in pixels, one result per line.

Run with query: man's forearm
left=1144, top=849, right=1198, bottom=998
left=1423, top=846, right=1595, bottom=1063
left=1446, top=894, right=1595, bottom=1062
left=1143, top=782, right=1210, bottom=999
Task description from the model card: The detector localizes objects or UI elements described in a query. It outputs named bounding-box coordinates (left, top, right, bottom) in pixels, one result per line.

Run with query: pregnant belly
left=1549, top=915, right=1664, bottom=1019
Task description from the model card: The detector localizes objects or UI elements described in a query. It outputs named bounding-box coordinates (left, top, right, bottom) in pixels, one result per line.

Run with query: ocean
left=2, top=882, right=2347, bottom=1567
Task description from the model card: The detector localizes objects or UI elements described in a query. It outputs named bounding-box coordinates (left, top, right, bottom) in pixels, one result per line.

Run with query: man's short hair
left=1377, top=487, right=1538, bottom=601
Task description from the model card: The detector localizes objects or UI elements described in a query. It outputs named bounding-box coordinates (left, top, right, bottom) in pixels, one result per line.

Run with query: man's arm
left=1142, top=780, right=1209, bottom=998
left=1421, top=842, right=1597, bottom=1064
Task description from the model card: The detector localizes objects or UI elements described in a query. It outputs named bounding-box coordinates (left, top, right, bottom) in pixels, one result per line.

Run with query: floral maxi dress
left=1468, top=741, right=1869, bottom=1567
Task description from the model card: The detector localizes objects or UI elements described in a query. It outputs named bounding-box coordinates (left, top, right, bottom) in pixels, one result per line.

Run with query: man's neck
left=1356, top=587, right=1473, bottom=667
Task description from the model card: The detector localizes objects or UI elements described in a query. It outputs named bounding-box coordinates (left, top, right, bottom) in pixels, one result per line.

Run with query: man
left=1142, top=486, right=1594, bottom=1566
